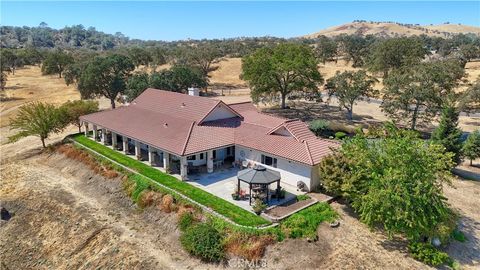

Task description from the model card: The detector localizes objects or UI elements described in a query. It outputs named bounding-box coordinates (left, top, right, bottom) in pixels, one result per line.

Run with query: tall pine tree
left=462, top=130, right=480, bottom=166
left=431, top=106, right=463, bottom=164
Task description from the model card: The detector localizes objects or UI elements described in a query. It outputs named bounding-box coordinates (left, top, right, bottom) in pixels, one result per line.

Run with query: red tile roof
left=80, top=89, right=338, bottom=165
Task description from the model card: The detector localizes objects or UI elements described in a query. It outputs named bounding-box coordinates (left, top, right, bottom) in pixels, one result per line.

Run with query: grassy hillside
left=304, top=21, right=480, bottom=38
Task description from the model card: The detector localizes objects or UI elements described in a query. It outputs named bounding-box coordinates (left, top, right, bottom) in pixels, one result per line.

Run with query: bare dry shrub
left=160, top=194, right=174, bottom=213
left=102, top=169, right=119, bottom=179
left=177, top=204, right=196, bottom=219
left=138, top=190, right=162, bottom=208
left=57, top=144, right=120, bottom=179
left=225, top=232, right=275, bottom=260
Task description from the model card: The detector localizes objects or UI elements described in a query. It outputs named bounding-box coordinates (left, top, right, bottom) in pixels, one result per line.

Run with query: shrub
left=281, top=203, right=336, bottom=239
left=309, top=119, right=330, bottom=136
left=138, top=190, right=161, bottom=209
left=161, top=194, right=174, bottom=213
left=318, top=127, right=455, bottom=240
left=433, top=213, right=457, bottom=245
left=408, top=242, right=452, bottom=266
left=57, top=144, right=119, bottom=179
left=224, top=232, right=275, bottom=260
left=180, top=223, right=225, bottom=262
left=335, top=131, right=347, bottom=140
left=451, top=229, right=467, bottom=242
left=252, top=199, right=267, bottom=214
left=103, top=169, right=119, bottom=179
left=296, top=194, right=310, bottom=201
left=178, top=211, right=196, bottom=232
left=130, top=176, right=151, bottom=202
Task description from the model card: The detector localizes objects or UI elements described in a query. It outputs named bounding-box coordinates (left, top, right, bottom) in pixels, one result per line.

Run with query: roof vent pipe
left=188, top=87, right=200, bottom=96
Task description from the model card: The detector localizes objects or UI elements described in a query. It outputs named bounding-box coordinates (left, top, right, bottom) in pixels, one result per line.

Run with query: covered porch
left=82, top=121, right=237, bottom=180
left=82, top=121, right=181, bottom=176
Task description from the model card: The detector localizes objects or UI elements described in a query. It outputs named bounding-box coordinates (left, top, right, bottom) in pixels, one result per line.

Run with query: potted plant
left=273, top=188, right=286, bottom=199
left=231, top=188, right=240, bottom=200
left=252, top=198, right=267, bottom=215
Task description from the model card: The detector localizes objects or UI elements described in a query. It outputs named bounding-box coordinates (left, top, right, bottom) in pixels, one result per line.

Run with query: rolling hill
left=303, top=21, right=480, bottom=38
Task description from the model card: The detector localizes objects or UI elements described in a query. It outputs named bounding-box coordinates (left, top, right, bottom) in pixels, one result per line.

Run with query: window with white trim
left=261, top=154, right=277, bottom=168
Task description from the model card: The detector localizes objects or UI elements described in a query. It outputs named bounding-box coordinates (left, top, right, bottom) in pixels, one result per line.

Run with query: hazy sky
left=2, top=1, right=479, bottom=41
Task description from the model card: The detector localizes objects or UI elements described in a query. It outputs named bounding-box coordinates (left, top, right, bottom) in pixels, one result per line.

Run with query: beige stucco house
left=80, top=88, right=338, bottom=191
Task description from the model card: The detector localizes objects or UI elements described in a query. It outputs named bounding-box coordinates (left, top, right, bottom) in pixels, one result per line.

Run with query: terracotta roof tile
left=132, top=88, right=220, bottom=122
left=81, top=90, right=339, bottom=165
left=80, top=106, right=193, bottom=154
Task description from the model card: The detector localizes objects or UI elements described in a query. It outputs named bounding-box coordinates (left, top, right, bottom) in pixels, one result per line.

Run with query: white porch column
left=163, top=152, right=170, bottom=171
left=111, top=132, right=117, bottom=149
left=101, top=128, right=106, bottom=144
left=135, top=141, right=141, bottom=159
left=84, top=122, right=89, bottom=136
left=207, top=150, right=214, bottom=173
left=148, top=146, right=155, bottom=166
left=93, top=125, right=98, bottom=141
left=180, top=156, right=188, bottom=180
left=122, top=136, right=129, bottom=154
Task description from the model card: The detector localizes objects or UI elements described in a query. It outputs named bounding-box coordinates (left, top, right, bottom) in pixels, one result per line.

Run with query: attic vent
left=163, top=123, right=168, bottom=127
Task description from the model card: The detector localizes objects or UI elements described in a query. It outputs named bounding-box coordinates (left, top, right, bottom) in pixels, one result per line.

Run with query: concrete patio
left=186, top=167, right=300, bottom=212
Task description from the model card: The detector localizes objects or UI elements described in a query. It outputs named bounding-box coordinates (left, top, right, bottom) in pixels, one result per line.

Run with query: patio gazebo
left=237, top=165, right=281, bottom=205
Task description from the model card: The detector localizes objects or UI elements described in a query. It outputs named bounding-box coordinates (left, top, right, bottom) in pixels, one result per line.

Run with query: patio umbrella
left=237, top=165, right=281, bottom=204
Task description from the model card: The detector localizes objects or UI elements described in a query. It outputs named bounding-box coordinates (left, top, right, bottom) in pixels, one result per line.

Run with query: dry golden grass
left=209, top=58, right=246, bottom=87
left=0, top=66, right=118, bottom=128
left=224, top=231, right=275, bottom=260
left=1, top=66, right=80, bottom=127
left=424, top=24, right=480, bottom=35
left=304, top=22, right=480, bottom=38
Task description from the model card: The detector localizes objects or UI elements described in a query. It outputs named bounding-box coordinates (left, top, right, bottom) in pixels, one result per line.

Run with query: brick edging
left=262, top=199, right=319, bottom=222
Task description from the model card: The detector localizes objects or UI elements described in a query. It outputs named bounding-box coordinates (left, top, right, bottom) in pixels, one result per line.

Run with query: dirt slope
left=0, top=152, right=216, bottom=270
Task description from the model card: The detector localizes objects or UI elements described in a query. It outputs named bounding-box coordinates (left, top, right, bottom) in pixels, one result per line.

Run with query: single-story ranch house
left=80, top=88, right=338, bottom=191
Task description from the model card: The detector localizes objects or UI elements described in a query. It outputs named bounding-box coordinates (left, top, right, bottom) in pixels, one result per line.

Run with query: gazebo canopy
left=237, top=165, right=281, bottom=185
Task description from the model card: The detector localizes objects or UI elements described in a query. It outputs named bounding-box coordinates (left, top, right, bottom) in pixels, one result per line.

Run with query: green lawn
left=72, top=134, right=270, bottom=227
left=280, top=202, right=337, bottom=239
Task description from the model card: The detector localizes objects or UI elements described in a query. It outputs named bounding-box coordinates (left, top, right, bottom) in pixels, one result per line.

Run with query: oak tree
left=242, top=43, right=323, bottom=109
left=78, top=54, right=135, bottom=108
left=325, top=70, right=378, bottom=120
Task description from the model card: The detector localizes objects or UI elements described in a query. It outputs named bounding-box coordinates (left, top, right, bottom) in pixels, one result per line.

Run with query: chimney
left=188, top=87, right=200, bottom=96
